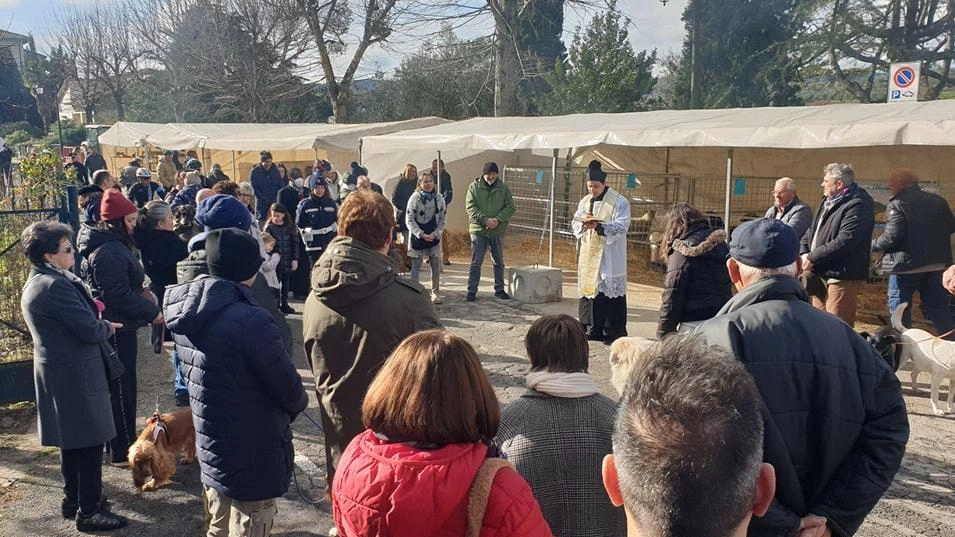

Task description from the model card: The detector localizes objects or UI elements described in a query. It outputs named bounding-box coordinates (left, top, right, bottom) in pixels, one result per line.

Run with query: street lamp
left=35, top=85, right=65, bottom=160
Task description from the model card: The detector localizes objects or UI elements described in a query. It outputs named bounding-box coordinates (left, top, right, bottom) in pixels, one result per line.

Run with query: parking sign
left=888, top=62, right=920, bottom=103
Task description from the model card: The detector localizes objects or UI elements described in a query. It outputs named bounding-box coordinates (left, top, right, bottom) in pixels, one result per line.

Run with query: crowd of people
left=18, top=147, right=948, bottom=537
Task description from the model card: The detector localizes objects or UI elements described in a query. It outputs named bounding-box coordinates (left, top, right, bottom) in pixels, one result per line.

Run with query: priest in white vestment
left=572, top=160, right=631, bottom=343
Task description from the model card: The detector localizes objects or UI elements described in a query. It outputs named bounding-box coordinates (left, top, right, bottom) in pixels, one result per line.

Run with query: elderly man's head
left=726, top=218, right=801, bottom=291
left=772, top=177, right=797, bottom=210
left=604, top=335, right=775, bottom=537
left=821, top=163, right=855, bottom=198
left=887, top=168, right=919, bottom=196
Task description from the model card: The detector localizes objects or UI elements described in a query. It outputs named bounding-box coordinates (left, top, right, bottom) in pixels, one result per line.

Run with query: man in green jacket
left=465, top=162, right=515, bottom=301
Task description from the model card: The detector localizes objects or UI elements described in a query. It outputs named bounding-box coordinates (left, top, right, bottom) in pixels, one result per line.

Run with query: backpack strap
left=466, top=458, right=513, bottom=537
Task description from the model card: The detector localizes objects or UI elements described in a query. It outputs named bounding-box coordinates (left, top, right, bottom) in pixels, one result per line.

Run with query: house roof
left=0, top=30, right=32, bottom=43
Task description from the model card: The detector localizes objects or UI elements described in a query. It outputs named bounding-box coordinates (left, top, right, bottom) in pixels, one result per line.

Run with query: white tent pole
left=724, top=149, right=734, bottom=234
left=549, top=148, right=558, bottom=267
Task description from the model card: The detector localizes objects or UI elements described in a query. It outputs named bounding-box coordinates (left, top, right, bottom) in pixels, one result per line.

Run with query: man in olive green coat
left=465, top=161, right=515, bottom=301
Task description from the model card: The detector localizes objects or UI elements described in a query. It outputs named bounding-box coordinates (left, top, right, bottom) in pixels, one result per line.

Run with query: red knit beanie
left=100, top=189, right=138, bottom=221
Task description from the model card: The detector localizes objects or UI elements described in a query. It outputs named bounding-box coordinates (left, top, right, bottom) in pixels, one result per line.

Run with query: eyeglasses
left=58, top=245, right=74, bottom=254
left=772, top=190, right=789, bottom=197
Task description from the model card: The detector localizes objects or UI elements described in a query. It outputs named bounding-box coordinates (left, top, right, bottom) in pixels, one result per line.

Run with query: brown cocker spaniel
left=128, top=407, right=196, bottom=491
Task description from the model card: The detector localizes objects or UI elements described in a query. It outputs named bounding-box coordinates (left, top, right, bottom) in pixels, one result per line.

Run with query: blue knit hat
left=729, top=218, right=799, bottom=269
left=308, top=174, right=328, bottom=190
left=196, top=194, right=253, bottom=232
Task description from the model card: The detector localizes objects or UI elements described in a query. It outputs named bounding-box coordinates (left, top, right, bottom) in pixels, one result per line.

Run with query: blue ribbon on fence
left=535, top=170, right=545, bottom=184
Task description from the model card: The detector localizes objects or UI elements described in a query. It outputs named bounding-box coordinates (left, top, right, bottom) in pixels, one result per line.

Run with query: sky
left=2, top=0, right=690, bottom=78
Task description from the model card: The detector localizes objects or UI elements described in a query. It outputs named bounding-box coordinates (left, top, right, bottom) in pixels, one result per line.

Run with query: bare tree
left=804, top=0, right=955, bottom=101
left=55, top=6, right=144, bottom=120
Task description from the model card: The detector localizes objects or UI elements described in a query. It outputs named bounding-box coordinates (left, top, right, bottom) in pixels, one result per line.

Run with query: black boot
left=65, top=496, right=109, bottom=519
left=61, top=498, right=78, bottom=519
left=76, top=504, right=127, bottom=532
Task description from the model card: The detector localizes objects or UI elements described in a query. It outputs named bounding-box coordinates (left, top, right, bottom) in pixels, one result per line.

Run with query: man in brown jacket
left=303, top=190, right=440, bottom=496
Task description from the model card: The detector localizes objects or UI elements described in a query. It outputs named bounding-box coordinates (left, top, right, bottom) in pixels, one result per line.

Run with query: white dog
left=893, top=302, right=955, bottom=416
left=608, top=336, right=656, bottom=396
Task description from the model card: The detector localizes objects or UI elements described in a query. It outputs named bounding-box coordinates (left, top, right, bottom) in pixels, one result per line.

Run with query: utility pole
left=662, top=0, right=701, bottom=109
left=36, top=86, right=65, bottom=159
left=689, top=1, right=701, bottom=109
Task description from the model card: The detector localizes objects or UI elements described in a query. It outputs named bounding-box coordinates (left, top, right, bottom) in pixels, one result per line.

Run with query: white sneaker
left=430, top=291, right=442, bottom=304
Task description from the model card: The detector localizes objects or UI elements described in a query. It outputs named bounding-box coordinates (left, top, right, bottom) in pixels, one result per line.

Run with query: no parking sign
left=887, top=62, right=920, bottom=103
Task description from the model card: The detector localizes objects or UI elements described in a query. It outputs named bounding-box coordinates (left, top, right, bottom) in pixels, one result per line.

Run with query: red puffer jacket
left=333, top=429, right=554, bottom=537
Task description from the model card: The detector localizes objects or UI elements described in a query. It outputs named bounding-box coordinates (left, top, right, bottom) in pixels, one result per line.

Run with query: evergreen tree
left=537, top=2, right=657, bottom=115
left=667, top=0, right=804, bottom=109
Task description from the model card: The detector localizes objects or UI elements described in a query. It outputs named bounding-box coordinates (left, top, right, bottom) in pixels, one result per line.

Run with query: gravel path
left=0, top=261, right=952, bottom=536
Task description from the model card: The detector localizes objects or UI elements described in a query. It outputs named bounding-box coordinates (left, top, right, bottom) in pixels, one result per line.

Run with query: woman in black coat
left=77, top=189, right=162, bottom=466
left=657, top=203, right=733, bottom=338
left=20, top=221, right=128, bottom=531
left=134, top=200, right=189, bottom=308
left=135, top=200, right=189, bottom=402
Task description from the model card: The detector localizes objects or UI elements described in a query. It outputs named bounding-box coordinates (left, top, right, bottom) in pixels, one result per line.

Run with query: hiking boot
left=280, top=304, right=296, bottom=314
left=443, top=258, right=451, bottom=266
left=494, top=290, right=510, bottom=300
left=465, top=293, right=476, bottom=302
left=430, top=291, right=442, bottom=304
left=76, top=504, right=127, bottom=532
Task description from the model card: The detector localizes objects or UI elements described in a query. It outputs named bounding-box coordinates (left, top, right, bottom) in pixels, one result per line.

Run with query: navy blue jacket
left=164, top=276, right=308, bottom=501
left=250, top=164, right=284, bottom=220
left=800, top=184, right=875, bottom=281
left=872, top=185, right=955, bottom=274
left=698, top=276, right=908, bottom=537
left=296, top=195, right=338, bottom=252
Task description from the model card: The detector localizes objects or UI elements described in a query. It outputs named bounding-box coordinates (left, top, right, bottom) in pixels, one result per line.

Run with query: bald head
left=195, top=188, right=215, bottom=204
left=887, top=168, right=918, bottom=196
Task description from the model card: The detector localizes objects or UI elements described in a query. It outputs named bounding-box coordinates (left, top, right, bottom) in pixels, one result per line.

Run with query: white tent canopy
left=98, top=117, right=452, bottom=179
left=362, top=101, right=955, bottom=180
left=361, top=101, right=955, bottom=255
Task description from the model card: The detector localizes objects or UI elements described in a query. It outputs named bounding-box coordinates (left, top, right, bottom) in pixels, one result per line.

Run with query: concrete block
left=508, top=266, right=562, bottom=304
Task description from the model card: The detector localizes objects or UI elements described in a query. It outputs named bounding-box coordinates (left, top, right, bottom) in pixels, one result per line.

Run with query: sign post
left=887, top=62, right=920, bottom=103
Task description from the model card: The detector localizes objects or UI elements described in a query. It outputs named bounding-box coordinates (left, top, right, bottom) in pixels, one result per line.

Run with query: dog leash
left=893, top=327, right=955, bottom=345
left=291, top=408, right=326, bottom=506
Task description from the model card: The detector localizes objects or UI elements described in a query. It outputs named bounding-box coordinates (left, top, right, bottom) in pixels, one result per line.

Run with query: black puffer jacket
left=177, top=232, right=292, bottom=352
left=800, top=184, right=875, bottom=281
left=872, top=185, right=955, bottom=274
left=698, top=276, right=909, bottom=537
left=392, top=179, right=417, bottom=233
left=264, top=223, right=299, bottom=274
left=164, top=276, right=308, bottom=502
left=135, top=229, right=188, bottom=308
left=657, top=223, right=731, bottom=338
left=77, top=227, right=160, bottom=331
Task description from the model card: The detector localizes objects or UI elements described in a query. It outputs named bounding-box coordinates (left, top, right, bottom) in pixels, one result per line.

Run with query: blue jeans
left=888, top=271, right=955, bottom=335
left=172, top=348, right=187, bottom=397
left=467, top=234, right=505, bottom=294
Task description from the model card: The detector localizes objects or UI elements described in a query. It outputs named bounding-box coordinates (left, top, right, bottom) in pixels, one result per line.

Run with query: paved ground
left=1, top=260, right=953, bottom=536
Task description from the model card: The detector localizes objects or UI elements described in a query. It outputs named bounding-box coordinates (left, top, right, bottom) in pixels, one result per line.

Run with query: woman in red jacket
left=333, top=329, right=554, bottom=537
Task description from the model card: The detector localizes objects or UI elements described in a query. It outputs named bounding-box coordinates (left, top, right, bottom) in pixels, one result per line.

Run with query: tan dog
left=608, top=336, right=656, bottom=396
left=128, top=407, right=196, bottom=491
left=893, top=302, right=955, bottom=415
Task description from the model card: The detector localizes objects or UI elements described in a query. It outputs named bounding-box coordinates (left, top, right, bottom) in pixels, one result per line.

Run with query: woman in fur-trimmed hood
left=657, top=203, right=732, bottom=338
